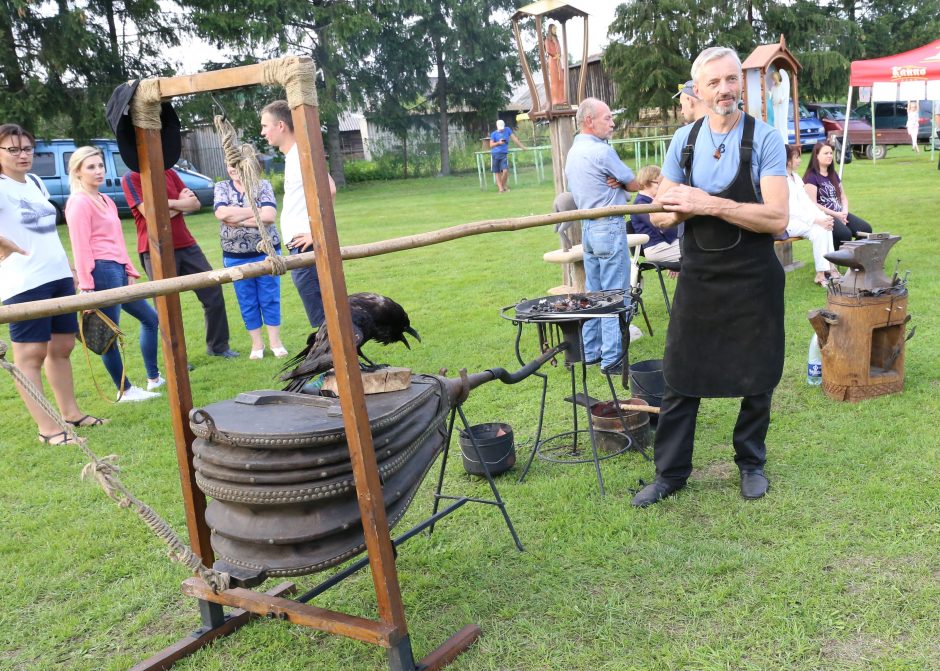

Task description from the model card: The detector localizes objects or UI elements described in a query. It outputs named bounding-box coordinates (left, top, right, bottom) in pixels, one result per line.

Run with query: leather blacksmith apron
left=663, top=114, right=785, bottom=398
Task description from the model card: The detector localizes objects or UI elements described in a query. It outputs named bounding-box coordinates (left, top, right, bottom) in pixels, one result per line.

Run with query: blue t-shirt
left=490, top=127, right=513, bottom=156
left=564, top=134, right=636, bottom=224
left=662, top=115, right=787, bottom=200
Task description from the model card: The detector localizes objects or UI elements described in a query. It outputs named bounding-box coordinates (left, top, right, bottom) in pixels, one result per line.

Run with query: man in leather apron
left=564, top=98, right=641, bottom=374
left=631, top=47, right=789, bottom=507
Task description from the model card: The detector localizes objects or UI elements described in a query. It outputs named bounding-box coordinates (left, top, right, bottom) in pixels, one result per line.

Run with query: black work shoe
left=740, top=469, right=769, bottom=499
left=601, top=363, right=624, bottom=376
left=585, top=357, right=601, bottom=366
left=631, top=479, right=683, bottom=508
left=208, top=348, right=240, bottom=358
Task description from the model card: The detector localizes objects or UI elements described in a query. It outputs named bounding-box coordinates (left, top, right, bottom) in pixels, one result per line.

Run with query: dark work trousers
left=832, top=212, right=873, bottom=250
left=140, top=244, right=231, bottom=354
left=290, top=247, right=325, bottom=328
left=653, top=385, right=774, bottom=486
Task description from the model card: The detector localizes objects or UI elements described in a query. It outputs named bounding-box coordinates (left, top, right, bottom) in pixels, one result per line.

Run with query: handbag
left=78, top=308, right=126, bottom=403
left=80, top=309, right=123, bottom=355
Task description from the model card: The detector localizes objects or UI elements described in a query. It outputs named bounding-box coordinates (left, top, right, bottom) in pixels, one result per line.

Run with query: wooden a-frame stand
left=126, top=57, right=480, bottom=671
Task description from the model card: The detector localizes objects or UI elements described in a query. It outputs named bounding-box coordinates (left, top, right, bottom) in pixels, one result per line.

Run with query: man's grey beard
left=712, top=98, right=738, bottom=116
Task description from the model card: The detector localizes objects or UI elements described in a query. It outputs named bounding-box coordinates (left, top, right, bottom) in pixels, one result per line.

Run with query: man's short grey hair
left=690, top=47, right=742, bottom=82
left=576, top=97, right=604, bottom=127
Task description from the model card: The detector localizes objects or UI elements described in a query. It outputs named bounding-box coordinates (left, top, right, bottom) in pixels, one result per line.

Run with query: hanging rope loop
left=1, top=337, right=231, bottom=593
left=214, top=114, right=287, bottom=276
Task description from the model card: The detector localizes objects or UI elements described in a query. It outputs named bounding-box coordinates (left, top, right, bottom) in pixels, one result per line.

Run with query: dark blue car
left=785, top=102, right=827, bottom=149
left=31, top=139, right=216, bottom=223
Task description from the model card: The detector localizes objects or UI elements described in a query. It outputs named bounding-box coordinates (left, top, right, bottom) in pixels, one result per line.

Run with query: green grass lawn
left=2, top=148, right=940, bottom=670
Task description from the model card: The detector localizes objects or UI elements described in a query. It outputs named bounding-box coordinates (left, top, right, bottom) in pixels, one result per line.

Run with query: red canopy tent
left=840, top=40, right=940, bottom=171
left=849, top=39, right=940, bottom=87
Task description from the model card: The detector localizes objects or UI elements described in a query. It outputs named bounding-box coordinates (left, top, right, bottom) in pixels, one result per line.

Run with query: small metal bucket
left=458, top=423, right=516, bottom=476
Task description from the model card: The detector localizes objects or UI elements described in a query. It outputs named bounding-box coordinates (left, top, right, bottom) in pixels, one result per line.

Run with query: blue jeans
left=90, top=260, right=160, bottom=391
left=581, top=220, right=628, bottom=368
left=289, top=247, right=324, bottom=327
left=223, top=254, right=282, bottom=330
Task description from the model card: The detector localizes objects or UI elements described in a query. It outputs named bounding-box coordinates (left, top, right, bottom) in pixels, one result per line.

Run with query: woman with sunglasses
left=0, top=124, right=107, bottom=444
left=65, top=146, right=162, bottom=402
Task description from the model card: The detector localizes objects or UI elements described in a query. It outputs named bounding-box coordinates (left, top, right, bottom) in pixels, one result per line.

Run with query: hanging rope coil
left=260, top=56, right=318, bottom=109
left=0, top=339, right=231, bottom=593
left=214, top=114, right=287, bottom=276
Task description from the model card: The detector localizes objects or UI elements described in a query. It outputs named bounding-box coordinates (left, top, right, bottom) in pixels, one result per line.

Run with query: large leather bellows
left=190, top=375, right=453, bottom=586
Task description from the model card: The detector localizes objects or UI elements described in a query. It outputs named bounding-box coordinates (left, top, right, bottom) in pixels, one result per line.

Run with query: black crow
left=280, top=292, right=420, bottom=392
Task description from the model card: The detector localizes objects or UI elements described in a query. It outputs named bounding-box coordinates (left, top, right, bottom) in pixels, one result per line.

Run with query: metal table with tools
left=500, top=290, right=651, bottom=495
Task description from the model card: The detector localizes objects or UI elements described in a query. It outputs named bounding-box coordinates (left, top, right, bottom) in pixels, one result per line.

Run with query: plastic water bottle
left=807, top=334, right=822, bottom=386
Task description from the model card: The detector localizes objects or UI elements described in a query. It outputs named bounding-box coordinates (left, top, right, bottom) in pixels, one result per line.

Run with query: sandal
left=38, top=431, right=76, bottom=446
left=66, top=414, right=108, bottom=428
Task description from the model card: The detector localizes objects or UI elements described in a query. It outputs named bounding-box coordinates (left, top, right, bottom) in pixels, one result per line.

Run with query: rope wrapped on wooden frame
left=0, top=340, right=231, bottom=593
left=214, top=114, right=287, bottom=276
left=129, top=79, right=163, bottom=131
left=260, top=56, right=318, bottom=108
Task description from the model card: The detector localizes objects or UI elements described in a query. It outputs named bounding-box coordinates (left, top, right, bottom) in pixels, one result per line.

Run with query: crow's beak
left=406, top=327, right=421, bottom=343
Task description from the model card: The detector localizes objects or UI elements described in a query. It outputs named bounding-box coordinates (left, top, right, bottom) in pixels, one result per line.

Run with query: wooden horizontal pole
left=129, top=581, right=297, bottom=671
left=181, top=578, right=398, bottom=647
left=0, top=203, right=660, bottom=325
left=419, top=624, right=483, bottom=671
left=155, top=58, right=309, bottom=98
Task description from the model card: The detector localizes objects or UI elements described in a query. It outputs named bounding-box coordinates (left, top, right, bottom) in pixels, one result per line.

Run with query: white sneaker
left=629, top=324, right=644, bottom=343
left=146, top=375, right=165, bottom=391
left=117, top=385, right=161, bottom=402
left=249, top=348, right=265, bottom=360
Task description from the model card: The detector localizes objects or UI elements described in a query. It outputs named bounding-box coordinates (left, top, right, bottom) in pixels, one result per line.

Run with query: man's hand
left=656, top=184, right=710, bottom=216
left=288, top=233, right=314, bottom=252
left=606, top=176, right=622, bottom=189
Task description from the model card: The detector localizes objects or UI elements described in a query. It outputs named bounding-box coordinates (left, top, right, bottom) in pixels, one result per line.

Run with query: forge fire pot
left=807, top=290, right=908, bottom=402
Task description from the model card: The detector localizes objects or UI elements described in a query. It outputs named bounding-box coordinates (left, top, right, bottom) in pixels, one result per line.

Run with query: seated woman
left=784, top=145, right=838, bottom=286
left=1, top=124, right=107, bottom=443
left=214, top=164, right=285, bottom=360
left=803, top=141, right=872, bottom=250
left=66, top=146, right=162, bottom=402
left=628, top=165, right=679, bottom=263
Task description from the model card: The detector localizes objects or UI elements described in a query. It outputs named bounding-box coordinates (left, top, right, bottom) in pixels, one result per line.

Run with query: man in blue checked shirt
left=564, top=97, right=640, bottom=375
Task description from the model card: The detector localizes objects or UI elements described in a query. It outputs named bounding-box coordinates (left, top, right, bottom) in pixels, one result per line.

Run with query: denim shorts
left=491, top=154, right=508, bottom=173
left=5, top=276, right=79, bottom=342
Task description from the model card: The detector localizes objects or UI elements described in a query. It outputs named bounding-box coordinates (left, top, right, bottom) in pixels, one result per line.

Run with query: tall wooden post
left=291, top=102, right=411, bottom=639
left=512, top=3, right=590, bottom=292
left=134, top=130, right=214, bottom=568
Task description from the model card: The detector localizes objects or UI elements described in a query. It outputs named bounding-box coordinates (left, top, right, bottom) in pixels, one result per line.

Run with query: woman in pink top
left=66, top=146, right=162, bottom=402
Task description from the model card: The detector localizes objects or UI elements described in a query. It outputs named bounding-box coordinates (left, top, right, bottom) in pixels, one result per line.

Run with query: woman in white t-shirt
left=0, top=124, right=107, bottom=444
left=783, top=144, right=838, bottom=286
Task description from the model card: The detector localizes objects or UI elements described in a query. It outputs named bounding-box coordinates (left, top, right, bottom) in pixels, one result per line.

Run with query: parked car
left=804, top=102, right=872, bottom=134
left=853, top=100, right=933, bottom=141
left=804, top=102, right=876, bottom=163
left=31, top=139, right=216, bottom=224
left=785, top=101, right=827, bottom=150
